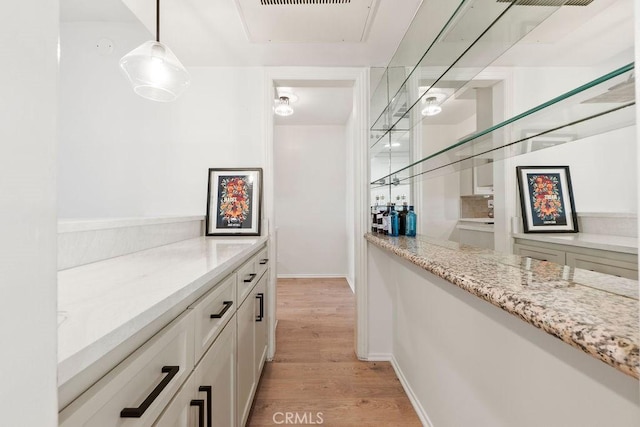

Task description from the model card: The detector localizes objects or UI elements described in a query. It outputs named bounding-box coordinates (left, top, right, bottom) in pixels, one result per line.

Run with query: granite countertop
left=57, top=235, right=268, bottom=386
left=513, top=232, right=638, bottom=254
left=365, top=233, right=639, bottom=379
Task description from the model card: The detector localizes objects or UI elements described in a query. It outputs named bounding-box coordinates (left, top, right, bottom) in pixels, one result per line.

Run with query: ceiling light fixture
left=119, top=0, right=190, bottom=102
left=384, top=142, right=401, bottom=148
left=274, top=96, right=294, bottom=116
left=421, top=96, right=443, bottom=116
left=277, top=89, right=298, bottom=103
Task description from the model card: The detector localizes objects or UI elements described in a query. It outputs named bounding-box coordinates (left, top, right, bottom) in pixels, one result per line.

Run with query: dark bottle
left=406, top=206, right=417, bottom=237
left=398, top=204, right=407, bottom=236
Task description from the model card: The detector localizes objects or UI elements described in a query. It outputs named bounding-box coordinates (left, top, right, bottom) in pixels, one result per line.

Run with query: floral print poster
left=217, top=175, right=252, bottom=229
left=517, top=166, right=577, bottom=233
left=206, top=168, right=262, bottom=235
left=526, top=173, right=567, bottom=227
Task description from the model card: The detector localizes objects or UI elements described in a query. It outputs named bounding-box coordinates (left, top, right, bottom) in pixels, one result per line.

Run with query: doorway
left=263, top=68, right=369, bottom=360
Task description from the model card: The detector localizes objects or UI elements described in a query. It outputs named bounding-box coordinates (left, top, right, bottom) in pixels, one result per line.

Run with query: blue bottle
left=406, top=206, right=417, bottom=237
left=390, top=205, right=399, bottom=236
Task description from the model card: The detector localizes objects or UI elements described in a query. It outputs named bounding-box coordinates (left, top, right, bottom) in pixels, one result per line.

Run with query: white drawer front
left=255, top=247, right=269, bottom=281
left=237, top=256, right=258, bottom=304
left=59, top=311, right=195, bottom=427
left=191, top=274, right=236, bottom=362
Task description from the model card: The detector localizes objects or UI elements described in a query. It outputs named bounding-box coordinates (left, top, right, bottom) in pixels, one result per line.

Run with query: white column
left=0, top=2, right=59, bottom=425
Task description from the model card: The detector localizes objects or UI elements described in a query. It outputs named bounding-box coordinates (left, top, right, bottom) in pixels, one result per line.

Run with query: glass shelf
left=370, top=0, right=567, bottom=149
left=371, top=63, right=636, bottom=187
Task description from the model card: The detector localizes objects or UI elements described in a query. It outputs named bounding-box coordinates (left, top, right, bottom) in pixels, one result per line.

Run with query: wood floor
left=247, top=278, right=421, bottom=426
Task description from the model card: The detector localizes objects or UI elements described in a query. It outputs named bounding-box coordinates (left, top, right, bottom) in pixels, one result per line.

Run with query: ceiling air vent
left=237, top=0, right=375, bottom=42
left=261, top=0, right=351, bottom=4
left=497, top=0, right=594, bottom=5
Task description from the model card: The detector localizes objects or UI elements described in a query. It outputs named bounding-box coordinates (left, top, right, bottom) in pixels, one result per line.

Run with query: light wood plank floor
left=247, top=278, right=421, bottom=426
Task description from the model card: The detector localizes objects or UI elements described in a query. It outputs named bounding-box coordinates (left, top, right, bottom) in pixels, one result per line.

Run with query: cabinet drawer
left=191, top=274, right=236, bottom=363
left=566, top=252, right=638, bottom=279
left=514, top=244, right=566, bottom=264
left=255, top=247, right=270, bottom=281
left=59, top=311, right=195, bottom=427
left=237, top=255, right=259, bottom=304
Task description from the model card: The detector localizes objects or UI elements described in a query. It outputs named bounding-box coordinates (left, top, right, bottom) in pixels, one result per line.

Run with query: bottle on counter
left=406, top=205, right=417, bottom=237
left=398, top=203, right=407, bottom=236
left=382, top=204, right=390, bottom=235
left=390, top=204, right=399, bottom=236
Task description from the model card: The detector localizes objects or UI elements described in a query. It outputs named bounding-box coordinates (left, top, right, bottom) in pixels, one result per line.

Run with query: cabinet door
left=513, top=243, right=565, bottom=264
left=254, top=274, right=268, bottom=377
left=195, top=319, right=236, bottom=427
left=153, top=375, right=199, bottom=427
left=237, top=292, right=256, bottom=426
left=566, top=252, right=638, bottom=279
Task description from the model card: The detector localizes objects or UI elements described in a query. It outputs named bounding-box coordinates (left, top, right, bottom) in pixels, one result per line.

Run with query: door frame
left=263, top=67, right=370, bottom=359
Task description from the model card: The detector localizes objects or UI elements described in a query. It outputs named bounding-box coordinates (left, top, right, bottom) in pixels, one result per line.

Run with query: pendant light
left=119, top=0, right=190, bottom=102
left=274, top=96, right=294, bottom=116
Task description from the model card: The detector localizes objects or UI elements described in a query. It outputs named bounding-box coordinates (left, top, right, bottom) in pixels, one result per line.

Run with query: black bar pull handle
left=199, top=386, right=212, bottom=427
left=120, top=365, right=179, bottom=418
left=244, top=273, right=257, bottom=283
left=210, top=301, right=233, bottom=319
left=256, top=293, right=264, bottom=322
left=190, top=399, right=205, bottom=427
left=259, top=258, right=269, bottom=265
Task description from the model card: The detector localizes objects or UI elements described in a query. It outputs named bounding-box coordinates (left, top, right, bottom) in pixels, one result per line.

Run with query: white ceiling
left=115, top=0, right=422, bottom=67
left=273, top=84, right=354, bottom=126
left=60, top=0, right=635, bottom=127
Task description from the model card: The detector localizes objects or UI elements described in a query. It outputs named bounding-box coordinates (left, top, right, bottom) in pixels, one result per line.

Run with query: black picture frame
left=205, top=168, right=262, bottom=236
left=516, top=166, right=578, bottom=233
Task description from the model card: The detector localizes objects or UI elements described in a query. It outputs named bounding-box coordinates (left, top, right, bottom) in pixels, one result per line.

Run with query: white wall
left=514, top=126, right=637, bottom=214
left=368, top=243, right=640, bottom=427
left=274, top=125, right=347, bottom=277
left=420, top=116, right=476, bottom=239
left=59, top=22, right=265, bottom=218
left=0, top=2, right=59, bottom=425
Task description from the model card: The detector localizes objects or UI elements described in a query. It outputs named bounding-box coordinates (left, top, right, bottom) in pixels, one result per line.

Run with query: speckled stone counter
left=365, top=233, right=639, bottom=379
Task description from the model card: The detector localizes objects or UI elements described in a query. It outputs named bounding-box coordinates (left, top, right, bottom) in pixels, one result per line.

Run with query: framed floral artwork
left=516, top=166, right=578, bottom=233
left=206, top=168, right=262, bottom=236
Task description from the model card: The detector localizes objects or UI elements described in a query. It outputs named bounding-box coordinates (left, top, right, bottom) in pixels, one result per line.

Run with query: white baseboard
left=363, top=353, right=392, bottom=362
left=346, top=276, right=355, bottom=293
left=389, top=355, right=433, bottom=427
left=277, top=274, right=347, bottom=279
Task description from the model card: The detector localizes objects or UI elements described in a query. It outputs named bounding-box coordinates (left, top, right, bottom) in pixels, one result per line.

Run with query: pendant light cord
left=156, top=0, right=160, bottom=42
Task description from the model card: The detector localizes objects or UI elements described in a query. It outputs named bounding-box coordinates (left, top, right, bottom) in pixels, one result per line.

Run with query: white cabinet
left=59, top=311, right=195, bottom=427
left=513, top=243, right=566, bottom=264
left=60, top=242, right=270, bottom=427
left=236, top=289, right=256, bottom=426
left=254, top=275, right=268, bottom=375
left=514, top=239, right=637, bottom=279
left=154, top=320, right=236, bottom=427
left=237, top=251, right=270, bottom=427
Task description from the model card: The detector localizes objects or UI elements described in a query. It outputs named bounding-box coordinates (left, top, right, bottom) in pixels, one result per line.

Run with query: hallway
left=247, top=278, right=421, bottom=426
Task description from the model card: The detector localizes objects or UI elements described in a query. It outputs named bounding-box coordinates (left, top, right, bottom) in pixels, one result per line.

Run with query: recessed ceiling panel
left=234, top=0, right=379, bottom=42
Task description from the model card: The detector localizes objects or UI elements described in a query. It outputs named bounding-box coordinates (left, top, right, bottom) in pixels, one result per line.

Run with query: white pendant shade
left=119, top=41, right=191, bottom=102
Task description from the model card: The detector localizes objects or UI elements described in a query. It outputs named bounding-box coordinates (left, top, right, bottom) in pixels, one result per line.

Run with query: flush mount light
left=277, top=89, right=298, bottom=103
left=384, top=142, right=401, bottom=148
left=119, top=0, right=190, bottom=102
left=274, top=96, right=294, bottom=116
left=421, top=96, right=443, bottom=116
